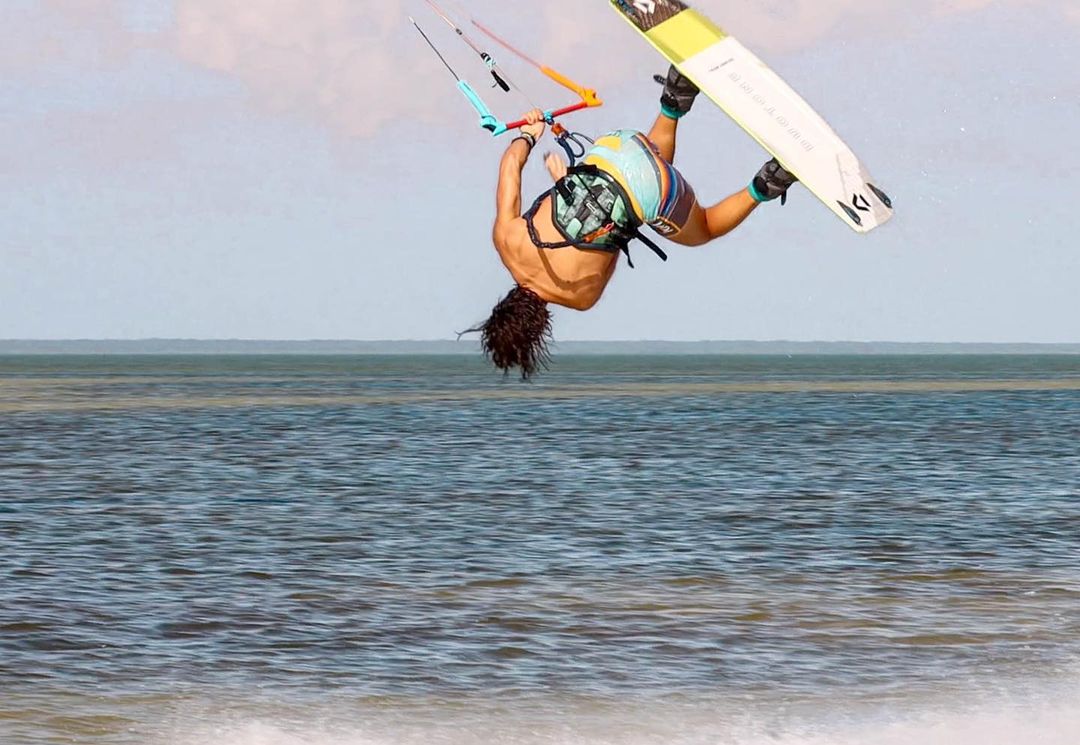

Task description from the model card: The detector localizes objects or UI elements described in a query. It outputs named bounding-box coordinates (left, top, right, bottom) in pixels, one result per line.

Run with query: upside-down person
left=468, top=68, right=797, bottom=378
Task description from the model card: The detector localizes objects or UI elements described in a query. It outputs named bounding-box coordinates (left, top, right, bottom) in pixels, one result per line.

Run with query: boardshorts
left=583, top=129, right=698, bottom=237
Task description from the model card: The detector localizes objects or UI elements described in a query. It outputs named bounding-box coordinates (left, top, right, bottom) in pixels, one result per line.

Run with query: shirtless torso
left=494, top=193, right=618, bottom=311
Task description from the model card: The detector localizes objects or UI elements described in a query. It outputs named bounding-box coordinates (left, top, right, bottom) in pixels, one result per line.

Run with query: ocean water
left=1, top=354, right=1078, bottom=745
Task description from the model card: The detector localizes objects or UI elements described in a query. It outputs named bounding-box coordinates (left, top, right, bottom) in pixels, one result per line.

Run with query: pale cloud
left=7, top=0, right=1077, bottom=139
left=166, top=0, right=1078, bottom=138
left=0, top=0, right=160, bottom=73
left=172, top=0, right=439, bottom=137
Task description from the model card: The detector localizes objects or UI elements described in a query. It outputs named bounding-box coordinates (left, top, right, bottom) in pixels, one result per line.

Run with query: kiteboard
left=610, top=0, right=894, bottom=233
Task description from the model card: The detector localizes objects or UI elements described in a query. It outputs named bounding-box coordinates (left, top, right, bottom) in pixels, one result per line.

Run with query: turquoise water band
left=660, top=104, right=685, bottom=120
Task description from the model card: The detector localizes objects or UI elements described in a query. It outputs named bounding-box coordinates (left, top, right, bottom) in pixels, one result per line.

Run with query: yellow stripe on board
left=644, top=9, right=726, bottom=63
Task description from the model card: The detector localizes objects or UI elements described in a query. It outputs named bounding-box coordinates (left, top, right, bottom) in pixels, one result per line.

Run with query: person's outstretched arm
left=492, top=110, right=546, bottom=250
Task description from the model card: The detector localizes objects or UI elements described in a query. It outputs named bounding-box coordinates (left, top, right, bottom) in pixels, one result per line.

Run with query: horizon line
left=2, top=339, right=1079, bottom=356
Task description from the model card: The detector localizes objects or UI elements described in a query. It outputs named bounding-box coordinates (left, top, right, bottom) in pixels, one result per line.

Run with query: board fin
left=838, top=201, right=863, bottom=226
left=867, top=183, right=893, bottom=209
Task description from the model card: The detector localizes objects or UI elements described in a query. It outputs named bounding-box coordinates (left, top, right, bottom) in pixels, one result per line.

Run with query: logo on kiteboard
left=838, top=186, right=892, bottom=226
left=634, top=0, right=657, bottom=12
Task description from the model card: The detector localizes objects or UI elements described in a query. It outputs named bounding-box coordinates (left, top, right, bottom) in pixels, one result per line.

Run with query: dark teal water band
left=660, top=104, right=685, bottom=120
left=748, top=180, right=770, bottom=203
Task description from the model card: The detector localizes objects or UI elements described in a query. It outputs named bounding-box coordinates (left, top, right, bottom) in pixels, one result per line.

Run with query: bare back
left=495, top=194, right=618, bottom=311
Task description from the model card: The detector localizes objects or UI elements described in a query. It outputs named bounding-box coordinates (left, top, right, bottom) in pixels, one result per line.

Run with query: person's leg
left=646, top=66, right=699, bottom=164
left=669, top=189, right=759, bottom=247
left=646, top=113, right=679, bottom=164
left=646, top=150, right=759, bottom=247
left=660, top=159, right=798, bottom=247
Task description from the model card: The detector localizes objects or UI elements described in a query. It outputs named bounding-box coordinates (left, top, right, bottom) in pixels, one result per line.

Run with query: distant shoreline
left=2, top=340, right=1079, bottom=355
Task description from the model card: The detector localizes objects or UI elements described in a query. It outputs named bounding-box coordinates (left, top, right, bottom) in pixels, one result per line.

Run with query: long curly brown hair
left=467, top=285, right=553, bottom=379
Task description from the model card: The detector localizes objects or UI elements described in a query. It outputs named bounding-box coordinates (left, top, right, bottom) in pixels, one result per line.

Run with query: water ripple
left=0, top=355, right=1078, bottom=743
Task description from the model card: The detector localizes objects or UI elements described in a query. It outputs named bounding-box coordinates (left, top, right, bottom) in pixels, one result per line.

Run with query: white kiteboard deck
left=610, top=0, right=893, bottom=233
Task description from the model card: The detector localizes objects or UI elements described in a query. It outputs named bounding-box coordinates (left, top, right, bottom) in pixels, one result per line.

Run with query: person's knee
left=665, top=228, right=710, bottom=248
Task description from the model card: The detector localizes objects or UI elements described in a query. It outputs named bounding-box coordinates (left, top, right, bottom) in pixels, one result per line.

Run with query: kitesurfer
left=473, top=67, right=797, bottom=378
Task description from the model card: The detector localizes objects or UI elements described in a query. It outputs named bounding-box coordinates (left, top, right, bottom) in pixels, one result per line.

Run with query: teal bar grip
left=457, top=80, right=502, bottom=134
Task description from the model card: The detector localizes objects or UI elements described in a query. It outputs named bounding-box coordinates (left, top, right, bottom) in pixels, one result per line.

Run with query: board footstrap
left=611, top=0, right=689, bottom=32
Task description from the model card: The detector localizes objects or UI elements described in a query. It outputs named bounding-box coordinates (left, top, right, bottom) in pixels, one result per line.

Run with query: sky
left=2, top=0, right=1078, bottom=342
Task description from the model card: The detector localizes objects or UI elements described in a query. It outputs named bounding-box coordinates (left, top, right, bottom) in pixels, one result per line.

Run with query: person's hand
left=519, top=109, right=547, bottom=141
left=545, top=151, right=568, bottom=182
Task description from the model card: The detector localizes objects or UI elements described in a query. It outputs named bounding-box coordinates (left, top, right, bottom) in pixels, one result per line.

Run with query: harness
left=523, top=126, right=668, bottom=269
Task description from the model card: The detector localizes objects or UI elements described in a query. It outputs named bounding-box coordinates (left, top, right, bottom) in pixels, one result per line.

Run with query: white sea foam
left=161, top=687, right=1080, bottom=745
